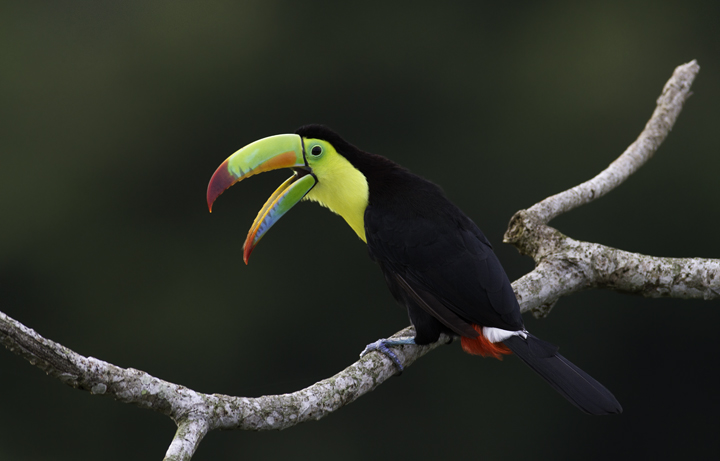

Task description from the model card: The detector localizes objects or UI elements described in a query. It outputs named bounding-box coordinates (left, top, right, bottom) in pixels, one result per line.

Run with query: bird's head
left=207, top=125, right=369, bottom=264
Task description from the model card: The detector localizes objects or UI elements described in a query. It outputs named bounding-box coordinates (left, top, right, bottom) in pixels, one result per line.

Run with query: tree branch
left=165, top=419, right=209, bottom=461
left=510, top=231, right=720, bottom=317
left=0, top=60, right=713, bottom=459
left=522, top=60, right=700, bottom=225
left=0, top=312, right=446, bottom=459
left=503, top=60, right=715, bottom=317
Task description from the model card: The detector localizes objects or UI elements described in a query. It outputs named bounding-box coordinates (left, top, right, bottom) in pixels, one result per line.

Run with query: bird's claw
left=360, top=337, right=416, bottom=373
left=361, top=339, right=404, bottom=372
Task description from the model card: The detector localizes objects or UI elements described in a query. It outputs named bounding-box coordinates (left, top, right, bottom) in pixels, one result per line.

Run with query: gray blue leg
left=360, top=337, right=416, bottom=372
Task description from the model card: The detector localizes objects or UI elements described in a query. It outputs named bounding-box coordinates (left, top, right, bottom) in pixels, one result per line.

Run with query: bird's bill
left=242, top=172, right=315, bottom=263
left=206, top=133, right=316, bottom=264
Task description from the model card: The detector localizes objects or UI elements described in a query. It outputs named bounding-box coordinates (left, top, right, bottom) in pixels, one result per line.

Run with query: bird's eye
left=311, top=145, right=323, bottom=156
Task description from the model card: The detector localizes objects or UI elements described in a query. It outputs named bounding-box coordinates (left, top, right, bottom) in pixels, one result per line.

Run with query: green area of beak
left=242, top=172, right=317, bottom=264
left=206, top=132, right=318, bottom=263
left=207, top=134, right=306, bottom=212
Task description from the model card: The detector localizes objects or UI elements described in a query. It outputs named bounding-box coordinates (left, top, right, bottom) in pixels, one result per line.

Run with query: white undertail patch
left=482, top=327, right=528, bottom=343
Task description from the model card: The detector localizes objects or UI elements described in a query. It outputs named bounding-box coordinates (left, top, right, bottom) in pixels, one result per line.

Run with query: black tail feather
left=504, top=334, right=622, bottom=415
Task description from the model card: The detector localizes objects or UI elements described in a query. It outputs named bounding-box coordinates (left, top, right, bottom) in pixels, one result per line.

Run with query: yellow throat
left=303, top=143, right=369, bottom=243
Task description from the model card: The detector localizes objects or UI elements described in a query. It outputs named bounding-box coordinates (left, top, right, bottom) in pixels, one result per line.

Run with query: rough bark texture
left=0, top=317, right=444, bottom=460
left=0, top=60, right=713, bottom=460
left=509, top=230, right=720, bottom=318
left=503, top=60, right=716, bottom=318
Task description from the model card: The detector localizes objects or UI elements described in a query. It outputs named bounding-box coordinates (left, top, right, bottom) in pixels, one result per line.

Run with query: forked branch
left=503, top=60, right=717, bottom=317
left=0, top=61, right=713, bottom=461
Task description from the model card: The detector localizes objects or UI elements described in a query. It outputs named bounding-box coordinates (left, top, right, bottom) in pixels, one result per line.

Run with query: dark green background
left=2, top=1, right=719, bottom=460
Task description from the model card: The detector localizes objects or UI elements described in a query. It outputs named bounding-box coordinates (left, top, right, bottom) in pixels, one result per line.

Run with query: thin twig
left=523, top=60, right=699, bottom=226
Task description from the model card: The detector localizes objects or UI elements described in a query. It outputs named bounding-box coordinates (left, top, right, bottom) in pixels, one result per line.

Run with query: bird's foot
left=360, top=337, right=416, bottom=373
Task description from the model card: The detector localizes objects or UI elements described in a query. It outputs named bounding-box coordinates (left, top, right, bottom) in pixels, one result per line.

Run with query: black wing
left=365, top=176, right=523, bottom=337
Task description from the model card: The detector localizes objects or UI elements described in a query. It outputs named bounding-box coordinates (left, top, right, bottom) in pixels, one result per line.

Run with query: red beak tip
left=206, top=159, right=234, bottom=213
left=242, top=242, right=251, bottom=265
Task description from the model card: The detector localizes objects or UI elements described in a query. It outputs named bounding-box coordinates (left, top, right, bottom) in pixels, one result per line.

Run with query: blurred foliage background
left=1, top=1, right=719, bottom=460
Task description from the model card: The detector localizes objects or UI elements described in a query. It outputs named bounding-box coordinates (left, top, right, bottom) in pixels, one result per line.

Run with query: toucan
left=206, top=125, right=622, bottom=415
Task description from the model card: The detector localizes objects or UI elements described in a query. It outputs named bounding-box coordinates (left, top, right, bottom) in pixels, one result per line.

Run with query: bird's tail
left=460, top=325, right=513, bottom=359
left=503, top=334, right=622, bottom=415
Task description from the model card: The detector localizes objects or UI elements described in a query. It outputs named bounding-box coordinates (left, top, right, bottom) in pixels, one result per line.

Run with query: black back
left=296, top=125, right=524, bottom=344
